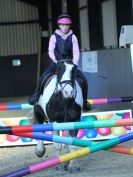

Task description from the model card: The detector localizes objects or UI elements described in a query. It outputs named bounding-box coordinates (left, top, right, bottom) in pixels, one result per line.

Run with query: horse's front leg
left=27, top=109, right=46, bottom=157
left=35, top=139, right=46, bottom=157
left=32, top=105, right=47, bottom=158
left=67, top=145, right=80, bottom=173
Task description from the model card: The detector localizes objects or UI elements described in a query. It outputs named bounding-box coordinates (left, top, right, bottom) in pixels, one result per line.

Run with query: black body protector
left=54, top=33, right=73, bottom=60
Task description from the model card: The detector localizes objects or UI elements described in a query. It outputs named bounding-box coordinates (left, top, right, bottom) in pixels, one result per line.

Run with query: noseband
left=58, top=79, right=75, bottom=92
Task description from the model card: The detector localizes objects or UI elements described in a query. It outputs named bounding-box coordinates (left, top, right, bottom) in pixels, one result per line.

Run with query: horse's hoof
left=68, top=167, right=80, bottom=173
left=56, top=165, right=65, bottom=172
left=35, top=147, right=46, bottom=158
left=35, top=151, right=45, bottom=158
left=64, top=162, right=69, bottom=171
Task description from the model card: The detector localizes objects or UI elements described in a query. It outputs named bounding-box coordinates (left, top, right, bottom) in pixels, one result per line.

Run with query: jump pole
left=0, top=118, right=133, bottom=134
left=1, top=131, right=133, bottom=177
left=0, top=96, right=132, bottom=111
left=108, top=145, right=133, bottom=155
left=87, top=96, right=133, bottom=105
left=0, top=103, right=33, bottom=111
left=14, top=132, right=133, bottom=155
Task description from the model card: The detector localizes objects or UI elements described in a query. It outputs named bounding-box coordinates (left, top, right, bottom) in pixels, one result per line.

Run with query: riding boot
left=28, top=81, right=41, bottom=105
left=77, top=70, right=93, bottom=111
left=83, top=88, right=92, bottom=111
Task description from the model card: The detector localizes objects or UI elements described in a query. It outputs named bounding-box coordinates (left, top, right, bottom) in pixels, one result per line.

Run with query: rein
left=59, top=80, right=74, bottom=89
left=57, top=59, right=71, bottom=63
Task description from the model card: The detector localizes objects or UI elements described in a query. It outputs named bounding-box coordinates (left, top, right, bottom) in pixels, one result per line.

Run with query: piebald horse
left=31, top=59, right=83, bottom=172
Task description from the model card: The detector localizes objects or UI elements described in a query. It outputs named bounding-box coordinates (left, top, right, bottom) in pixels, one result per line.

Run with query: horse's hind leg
left=67, top=145, right=80, bottom=173
left=55, top=130, right=80, bottom=173
left=53, top=130, right=67, bottom=172
left=67, top=130, right=80, bottom=173
left=34, top=105, right=46, bottom=158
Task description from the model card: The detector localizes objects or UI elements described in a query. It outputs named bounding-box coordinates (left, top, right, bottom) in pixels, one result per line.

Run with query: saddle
left=40, top=73, right=55, bottom=93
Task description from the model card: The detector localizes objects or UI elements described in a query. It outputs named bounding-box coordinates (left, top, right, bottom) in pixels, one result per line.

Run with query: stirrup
left=83, top=102, right=93, bottom=111
left=28, top=94, right=39, bottom=105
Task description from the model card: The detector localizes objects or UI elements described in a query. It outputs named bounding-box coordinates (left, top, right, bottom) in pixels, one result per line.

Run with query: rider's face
left=59, top=24, right=70, bottom=34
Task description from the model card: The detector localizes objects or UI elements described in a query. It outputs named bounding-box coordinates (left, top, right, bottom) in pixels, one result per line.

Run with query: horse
left=30, top=59, right=83, bottom=172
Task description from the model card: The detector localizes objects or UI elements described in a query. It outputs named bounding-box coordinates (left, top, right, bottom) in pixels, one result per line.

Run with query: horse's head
left=56, top=59, right=77, bottom=99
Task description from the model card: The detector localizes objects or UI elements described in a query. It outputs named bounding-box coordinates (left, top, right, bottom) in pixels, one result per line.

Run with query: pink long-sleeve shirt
left=48, top=29, right=80, bottom=66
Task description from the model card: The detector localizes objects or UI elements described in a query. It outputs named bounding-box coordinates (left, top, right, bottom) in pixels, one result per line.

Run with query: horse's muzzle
left=63, top=87, right=74, bottom=98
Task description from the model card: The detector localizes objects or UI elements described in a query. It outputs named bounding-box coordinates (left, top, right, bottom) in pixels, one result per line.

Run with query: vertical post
left=37, top=26, right=42, bottom=82
left=130, top=44, right=133, bottom=73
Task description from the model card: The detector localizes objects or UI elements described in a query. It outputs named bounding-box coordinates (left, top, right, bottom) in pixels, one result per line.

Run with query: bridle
left=55, top=59, right=77, bottom=99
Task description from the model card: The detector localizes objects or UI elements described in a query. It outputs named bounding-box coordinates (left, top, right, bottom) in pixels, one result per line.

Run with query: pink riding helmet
left=57, top=14, right=72, bottom=25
